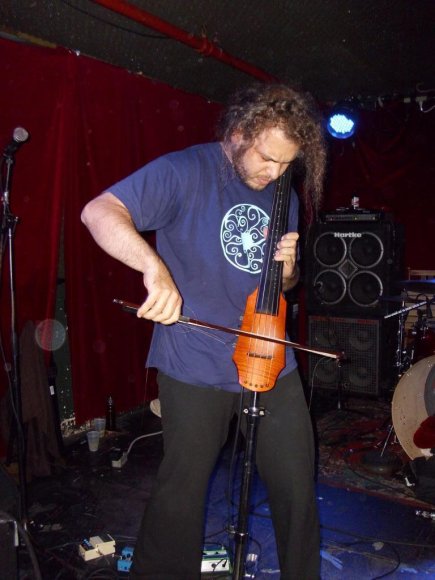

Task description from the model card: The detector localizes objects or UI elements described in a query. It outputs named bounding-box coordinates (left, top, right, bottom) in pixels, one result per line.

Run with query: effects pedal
left=79, top=533, right=116, bottom=561
left=117, top=546, right=134, bottom=573
left=201, top=545, right=232, bottom=573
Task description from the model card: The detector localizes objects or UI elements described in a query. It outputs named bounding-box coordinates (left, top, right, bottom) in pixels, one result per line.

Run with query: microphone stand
left=0, top=151, right=27, bottom=524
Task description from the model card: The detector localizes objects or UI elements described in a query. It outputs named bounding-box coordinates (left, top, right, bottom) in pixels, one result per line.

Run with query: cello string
left=264, top=173, right=282, bottom=383
left=255, top=169, right=277, bottom=387
left=267, top=170, right=290, bottom=384
left=246, top=174, right=282, bottom=387
left=270, top=168, right=291, bottom=386
left=249, top=173, right=279, bottom=386
left=267, top=170, right=290, bottom=386
left=249, top=167, right=292, bottom=388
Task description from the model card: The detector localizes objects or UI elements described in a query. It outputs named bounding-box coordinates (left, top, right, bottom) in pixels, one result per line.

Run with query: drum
left=392, top=355, right=435, bottom=459
left=413, top=322, right=435, bottom=362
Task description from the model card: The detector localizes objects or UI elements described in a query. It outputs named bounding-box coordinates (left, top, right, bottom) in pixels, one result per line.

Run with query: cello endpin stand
left=232, top=390, right=263, bottom=580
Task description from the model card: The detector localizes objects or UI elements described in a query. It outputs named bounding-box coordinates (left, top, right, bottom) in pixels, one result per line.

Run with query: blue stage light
left=326, top=103, right=358, bottom=139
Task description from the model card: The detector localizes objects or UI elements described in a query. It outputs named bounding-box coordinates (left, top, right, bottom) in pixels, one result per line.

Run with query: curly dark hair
left=216, top=83, right=327, bottom=214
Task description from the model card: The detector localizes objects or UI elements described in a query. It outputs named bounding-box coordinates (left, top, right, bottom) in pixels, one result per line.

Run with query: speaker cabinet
left=308, top=315, right=397, bottom=396
left=305, top=220, right=403, bottom=316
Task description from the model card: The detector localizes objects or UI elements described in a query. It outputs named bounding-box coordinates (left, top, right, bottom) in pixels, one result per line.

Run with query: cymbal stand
left=393, top=293, right=411, bottom=379
left=335, top=357, right=346, bottom=411
left=385, top=296, right=434, bottom=377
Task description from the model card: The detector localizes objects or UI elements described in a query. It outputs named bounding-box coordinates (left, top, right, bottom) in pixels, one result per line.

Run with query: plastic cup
left=93, top=417, right=106, bottom=437
left=87, top=430, right=100, bottom=452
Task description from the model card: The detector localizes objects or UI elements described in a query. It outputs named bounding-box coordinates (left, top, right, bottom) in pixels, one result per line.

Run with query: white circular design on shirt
left=220, top=204, right=269, bottom=273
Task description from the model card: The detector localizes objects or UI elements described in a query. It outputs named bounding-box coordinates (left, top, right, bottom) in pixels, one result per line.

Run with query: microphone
left=3, top=127, right=30, bottom=157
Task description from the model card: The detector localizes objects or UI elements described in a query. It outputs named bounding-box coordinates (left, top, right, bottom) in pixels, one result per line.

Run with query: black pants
left=130, top=369, right=319, bottom=580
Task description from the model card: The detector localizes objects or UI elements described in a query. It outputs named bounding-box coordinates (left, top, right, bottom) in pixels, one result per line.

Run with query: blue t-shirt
left=109, top=142, right=299, bottom=392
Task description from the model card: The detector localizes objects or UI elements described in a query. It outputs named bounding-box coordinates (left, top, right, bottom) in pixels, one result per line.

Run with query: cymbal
left=397, top=279, right=435, bottom=293
left=379, top=294, right=422, bottom=303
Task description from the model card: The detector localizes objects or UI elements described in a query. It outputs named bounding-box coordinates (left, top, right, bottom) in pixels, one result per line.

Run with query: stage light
left=326, top=102, right=358, bottom=139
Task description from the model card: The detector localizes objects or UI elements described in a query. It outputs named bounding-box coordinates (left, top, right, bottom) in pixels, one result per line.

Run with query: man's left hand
left=274, top=232, right=300, bottom=291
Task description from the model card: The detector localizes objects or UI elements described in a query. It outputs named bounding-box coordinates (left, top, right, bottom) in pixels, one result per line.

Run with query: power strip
left=111, top=451, right=128, bottom=469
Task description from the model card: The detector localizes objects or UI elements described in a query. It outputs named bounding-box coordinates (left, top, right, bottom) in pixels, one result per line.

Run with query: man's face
left=230, top=127, right=300, bottom=191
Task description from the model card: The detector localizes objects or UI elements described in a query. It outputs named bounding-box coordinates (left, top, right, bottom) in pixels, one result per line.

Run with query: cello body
left=233, top=288, right=287, bottom=391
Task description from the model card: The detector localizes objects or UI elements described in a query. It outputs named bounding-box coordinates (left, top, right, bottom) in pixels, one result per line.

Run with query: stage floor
left=3, top=391, right=435, bottom=579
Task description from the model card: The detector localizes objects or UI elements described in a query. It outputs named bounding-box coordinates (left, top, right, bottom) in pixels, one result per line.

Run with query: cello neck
left=256, top=168, right=292, bottom=315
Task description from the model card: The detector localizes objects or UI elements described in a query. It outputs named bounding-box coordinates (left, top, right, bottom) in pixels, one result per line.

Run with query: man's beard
left=231, top=146, right=265, bottom=191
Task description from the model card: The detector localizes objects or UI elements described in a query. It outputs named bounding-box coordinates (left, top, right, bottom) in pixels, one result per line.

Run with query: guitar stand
left=232, top=390, right=263, bottom=580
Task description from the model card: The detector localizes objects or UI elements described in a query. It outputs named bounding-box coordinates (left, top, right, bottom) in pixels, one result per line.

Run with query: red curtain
left=0, top=38, right=221, bottom=424
left=0, top=42, right=70, bottom=347
left=64, top=51, right=221, bottom=423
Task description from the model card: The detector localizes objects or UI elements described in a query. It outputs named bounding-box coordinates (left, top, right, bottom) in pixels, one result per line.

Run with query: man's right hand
left=137, top=258, right=182, bottom=325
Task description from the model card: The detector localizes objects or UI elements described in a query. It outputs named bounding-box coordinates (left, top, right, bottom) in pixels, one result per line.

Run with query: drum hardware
left=360, top=288, right=435, bottom=475
left=384, top=294, right=435, bottom=376
left=410, top=307, right=435, bottom=363
left=361, top=449, right=402, bottom=476
left=359, top=297, right=434, bottom=473
left=361, top=421, right=403, bottom=476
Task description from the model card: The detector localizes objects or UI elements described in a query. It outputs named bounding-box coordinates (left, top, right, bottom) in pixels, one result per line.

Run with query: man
left=81, top=83, right=326, bottom=579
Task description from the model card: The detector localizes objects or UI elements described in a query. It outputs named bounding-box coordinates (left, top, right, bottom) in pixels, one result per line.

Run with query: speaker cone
left=313, top=270, right=346, bottom=305
left=348, top=326, right=376, bottom=351
left=314, top=233, right=346, bottom=267
left=349, top=233, right=383, bottom=268
left=348, top=365, right=372, bottom=388
left=349, top=271, right=383, bottom=307
left=312, top=358, right=338, bottom=385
